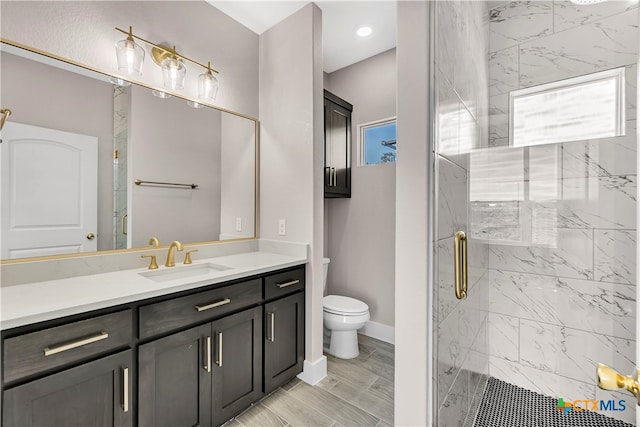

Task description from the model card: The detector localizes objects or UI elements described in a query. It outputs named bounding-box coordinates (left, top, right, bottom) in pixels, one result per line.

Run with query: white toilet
left=322, top=258, right=370, bottom=359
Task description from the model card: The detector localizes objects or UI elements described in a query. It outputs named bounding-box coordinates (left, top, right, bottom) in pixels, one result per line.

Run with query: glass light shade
left=187, top=100, right=203, bottom=109
left=198, top=71, right=219, bottom=101
left=161, top=57, right=186, bottom=90
left=109, top=77, right=131, bottom=87
left=151, top=90, right=172, bottom=99
left=115, top=38, right=145, bottom=75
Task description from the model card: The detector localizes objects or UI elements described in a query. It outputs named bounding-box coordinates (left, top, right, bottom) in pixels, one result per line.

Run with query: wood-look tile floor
left=224, top=334, right=394, bottom=427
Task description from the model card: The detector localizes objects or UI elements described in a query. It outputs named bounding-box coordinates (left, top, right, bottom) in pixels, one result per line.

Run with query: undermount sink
left=139, top=263, right=232, bottom=283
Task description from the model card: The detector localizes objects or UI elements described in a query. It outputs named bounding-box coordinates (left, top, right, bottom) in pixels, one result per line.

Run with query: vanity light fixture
left=569, top=0, right=607, bottom=4
left=115, top=26, right=145, bottom=75
left=115, top=26, right=220, bottom=100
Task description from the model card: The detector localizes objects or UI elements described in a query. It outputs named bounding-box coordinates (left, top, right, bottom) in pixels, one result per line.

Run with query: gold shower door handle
left=454, top=231, right=467, bottom=300
left=597, top=363, right=640, bottom=404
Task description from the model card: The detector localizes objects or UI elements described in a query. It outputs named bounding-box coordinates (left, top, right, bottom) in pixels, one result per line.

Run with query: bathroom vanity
left=0, top=252, right=306, bottom=427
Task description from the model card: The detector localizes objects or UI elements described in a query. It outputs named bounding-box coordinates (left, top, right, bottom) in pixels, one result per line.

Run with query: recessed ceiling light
left=356, top=26, right=373, bottom=37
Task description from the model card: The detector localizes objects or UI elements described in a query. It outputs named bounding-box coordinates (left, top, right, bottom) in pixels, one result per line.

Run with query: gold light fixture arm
left=115, top=27, right=219, bottom=74
left=597, top=363, right=640, bottom=405
left=0, top=109, right=12, bottom=131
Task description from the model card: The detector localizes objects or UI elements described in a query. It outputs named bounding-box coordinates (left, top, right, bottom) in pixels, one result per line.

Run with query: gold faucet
left=165, top=241, right=183, bottom=267
left=149, top=236, right=160, bottom=247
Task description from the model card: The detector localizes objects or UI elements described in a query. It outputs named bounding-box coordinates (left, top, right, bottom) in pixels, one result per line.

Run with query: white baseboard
left=297, top=355, right=327, bottom=385
left=360, top=321, right=395, bottom=344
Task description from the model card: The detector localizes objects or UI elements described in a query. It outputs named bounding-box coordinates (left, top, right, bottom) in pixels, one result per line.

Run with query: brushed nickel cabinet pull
left=215, top=332, right=223, bottom=367
left=454, top=231, right=468, bottom=300
left=123, top=367, right=129, bottom=413
left=268, top=312, right=275, bottom=342
left=276, top=279, right=300, bottom=289
left=43, top=331, right=109, bottom=356
left=194, top=298, right=231, bottom=312
left=204, top=336, right=212, bottom=373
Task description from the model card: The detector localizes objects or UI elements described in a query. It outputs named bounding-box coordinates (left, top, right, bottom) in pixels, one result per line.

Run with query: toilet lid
left=323, top=295, right=369, bottom=315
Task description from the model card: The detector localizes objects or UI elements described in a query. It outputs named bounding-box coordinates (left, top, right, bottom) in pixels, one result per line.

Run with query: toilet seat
left=323, top=295, right=369, bottom=316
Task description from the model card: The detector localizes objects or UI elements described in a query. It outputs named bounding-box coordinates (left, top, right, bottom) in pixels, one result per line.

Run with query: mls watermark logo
left=555, top=397, right=626, bottom=415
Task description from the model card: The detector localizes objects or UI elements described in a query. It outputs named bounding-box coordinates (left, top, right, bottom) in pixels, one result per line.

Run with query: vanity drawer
left=139, top=279, right=261, bottom=339
left=264, top=267, right=305, bottom=300
left=3, top=309, right=132, bottom=383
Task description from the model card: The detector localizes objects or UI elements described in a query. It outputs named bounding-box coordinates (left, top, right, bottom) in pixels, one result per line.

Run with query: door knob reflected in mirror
left=86, top=233, right=95, bottom=240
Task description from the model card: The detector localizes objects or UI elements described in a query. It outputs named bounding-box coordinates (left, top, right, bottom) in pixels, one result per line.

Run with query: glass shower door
left=432, top=1, right=638, bottom=426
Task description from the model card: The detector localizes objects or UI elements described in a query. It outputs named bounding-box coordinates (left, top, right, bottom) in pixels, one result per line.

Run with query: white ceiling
left=207, top=1, right=397, bottom=73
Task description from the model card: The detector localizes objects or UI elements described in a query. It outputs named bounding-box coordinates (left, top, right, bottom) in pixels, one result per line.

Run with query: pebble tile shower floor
left=473, top=377, right=633, bottom=427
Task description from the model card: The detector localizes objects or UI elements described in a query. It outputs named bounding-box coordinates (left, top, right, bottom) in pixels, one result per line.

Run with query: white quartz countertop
left=1, top=251, right=307, bottom=331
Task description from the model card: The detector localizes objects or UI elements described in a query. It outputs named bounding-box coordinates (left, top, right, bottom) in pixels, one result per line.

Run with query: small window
left=510, top=67, right=625, bottom=148
left=358, top=118, right=397, bottom=165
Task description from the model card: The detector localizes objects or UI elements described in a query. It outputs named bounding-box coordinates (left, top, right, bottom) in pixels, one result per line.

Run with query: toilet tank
left=323, top=258, right=330, bottom=294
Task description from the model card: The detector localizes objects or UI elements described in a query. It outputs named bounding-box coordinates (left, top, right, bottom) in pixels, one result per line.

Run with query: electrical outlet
left=235, top=217, right=242, bottom=232
left=278, top=219, right=286, bottom=236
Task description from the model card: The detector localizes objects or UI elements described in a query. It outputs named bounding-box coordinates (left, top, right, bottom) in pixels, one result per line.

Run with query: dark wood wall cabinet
left=324, top=90, right=353, bottom=198
left=1, top=265, right=306, bottom=427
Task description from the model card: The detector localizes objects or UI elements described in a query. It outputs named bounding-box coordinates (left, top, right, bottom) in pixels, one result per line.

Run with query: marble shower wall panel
left=488, top=46, right=518, bottom=97
left=519, top=319, right=636, bottom=384
left=594, top=229, right=637, bottom=285
left=553, top=0, right=639, bottom=33
left=561, top=130, right=637, bottom=179
left=489, top=356, right=595, bottom=402
left=489, top=228, right=594, bottom=279
left=489, top=2, right=553, bottom=52
left=489, top=269, right=636, bottom=340
left=558, top=175, right=636, bottom=230
left=519, top=9, right=639, bottom=89
left=488, top=312, right=519, bottom=362
left=487, top=3, right=639, bottom=147
left=437, top=157, right=468, bottom=241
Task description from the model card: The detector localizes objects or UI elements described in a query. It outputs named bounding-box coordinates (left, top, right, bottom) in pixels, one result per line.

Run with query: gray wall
left=220, top=113, right=256, bottom=240
left=1, top=52, right=114, bottom=251
left=1, top=1, right=259, bottom=118
left=324, top=48, right=396, bottom=329
left=395, top=2, right=431, bottom=424
left=259, top=3, right=326, bottom=375
left=129, top=85, right=222, bottom=247
left=484, top=3, right=637, bottom=424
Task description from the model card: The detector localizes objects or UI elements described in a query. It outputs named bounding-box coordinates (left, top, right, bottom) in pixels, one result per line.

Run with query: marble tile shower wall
left=484, top=2, right=638, bottom=424
left=435, top=1, right=490, bottom=426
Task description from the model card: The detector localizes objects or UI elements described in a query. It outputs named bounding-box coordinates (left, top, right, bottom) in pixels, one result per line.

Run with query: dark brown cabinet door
left=138, top=324, right=211, bottom=427
left=264, top=292, right=305, bottom=394
left=211, top=306, right=263, bottom=426
left=324, top=90, right=353, bottom=198
left=3, top=350, right=133, bottom=427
